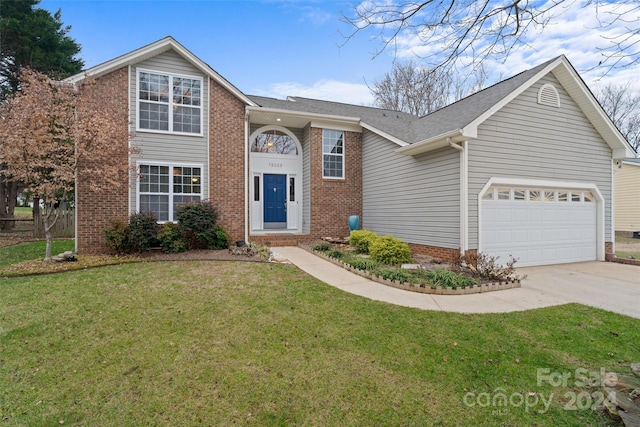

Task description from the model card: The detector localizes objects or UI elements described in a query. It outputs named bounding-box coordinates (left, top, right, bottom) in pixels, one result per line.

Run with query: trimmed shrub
left=205, top=225, right=230, bottom=249
left=369, top=235, right=412, bottom=266
left=157, top=222, right=187, bottom=253
left=103, top=219, right=132, bottom=254
left=349, top=229, right=379, bottom=254
left=176, top=200, right=220, bottom=249
left=128, top=212, right=159, bottom=252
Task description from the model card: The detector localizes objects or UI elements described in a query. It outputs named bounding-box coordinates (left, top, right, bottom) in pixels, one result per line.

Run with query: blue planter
left=348, top=215, right=360, bottom=232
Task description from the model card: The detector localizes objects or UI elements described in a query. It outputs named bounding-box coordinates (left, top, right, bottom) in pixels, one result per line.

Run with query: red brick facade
left=308, top=128, right=362, bottom=239
left=208, top=79, right=246, bottom=243
left=76, top=67, right=130, bottom=254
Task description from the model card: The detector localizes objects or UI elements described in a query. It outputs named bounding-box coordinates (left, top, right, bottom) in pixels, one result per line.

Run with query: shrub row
left=104, top=200, right=229, bottom=254
left=349, top=229, right=412, bottom=266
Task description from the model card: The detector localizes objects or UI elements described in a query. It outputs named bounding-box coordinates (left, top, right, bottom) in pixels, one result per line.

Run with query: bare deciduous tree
left=0, top=69, right=134, bottom=260
left=371, top=60, right=489, bottom=115
left=595, top=82, right=640, bottom=151
left=371, top=60, right=452, bottom=116
left=343, top=0, right=640, bottom=76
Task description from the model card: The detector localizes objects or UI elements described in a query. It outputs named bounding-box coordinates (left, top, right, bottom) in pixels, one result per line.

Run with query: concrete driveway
left=516, top=262, right=640, bottom=319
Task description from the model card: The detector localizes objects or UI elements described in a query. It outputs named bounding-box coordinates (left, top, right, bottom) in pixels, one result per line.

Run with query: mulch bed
left=138, top=248, right=266, bottom=263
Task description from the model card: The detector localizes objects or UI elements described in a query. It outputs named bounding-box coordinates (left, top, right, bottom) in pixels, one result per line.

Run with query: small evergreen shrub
left=157, top=222, right=187, bottom=253
left=103, top=219, right=132, bottom=254
left=205, top=225, right=230, bottom=249
left=176, top=200, right=221, bottom=249
left=369, top=235, right=412, bottom=266
left=128, top=212, right=159, bottom=252
left=349, top=230, right=379, bottom=254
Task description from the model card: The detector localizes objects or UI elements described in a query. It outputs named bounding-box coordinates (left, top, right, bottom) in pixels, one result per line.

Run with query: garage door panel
left=481, top=188, right=597, bottom=267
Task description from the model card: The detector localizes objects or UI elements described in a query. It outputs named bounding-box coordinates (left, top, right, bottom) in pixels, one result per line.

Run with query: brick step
left=250, top=235, right=312, bottom=247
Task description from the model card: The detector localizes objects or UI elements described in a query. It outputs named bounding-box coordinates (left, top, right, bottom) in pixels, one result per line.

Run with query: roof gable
left=63, top=36, right=256, bottom=107
left=397, top=56, right=635, bottom=159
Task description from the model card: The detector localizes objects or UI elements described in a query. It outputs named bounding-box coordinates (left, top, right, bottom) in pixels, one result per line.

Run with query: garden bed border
left=303, top=246, right=521, bottom=295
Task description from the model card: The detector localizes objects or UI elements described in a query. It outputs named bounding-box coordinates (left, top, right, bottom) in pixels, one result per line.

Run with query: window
left=583, top=191, right=594, bottom=202
left=251, top=130, right=298, bottom=154
left=138, top=70, right=202, bottom=134
left=254, top=176, right=260, bottom=202
left=289, top=177, right=295, bottom=202
left=544, top=191, right=555, bottom=202
left=322, top=129, right=344, bottom=178
left=572, top=192, right=581, bottom=202
left=513, top=189, right=526, bottom=201
left=529, top=190, right=541, bottom=201
left=482, top=189, right=494, bottom=200
left=138, top=163, right=202, bottom=221
left=558, top=192, right=568, bottom=202
left=497, top=188, right=510, bottom=200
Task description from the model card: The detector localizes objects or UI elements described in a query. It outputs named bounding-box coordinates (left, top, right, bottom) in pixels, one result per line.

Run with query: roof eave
left=395, top=129, right=470, bottom=156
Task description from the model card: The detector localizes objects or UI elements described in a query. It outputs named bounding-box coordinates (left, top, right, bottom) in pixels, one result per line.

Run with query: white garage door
left=481, top=187, right=597, bottom=267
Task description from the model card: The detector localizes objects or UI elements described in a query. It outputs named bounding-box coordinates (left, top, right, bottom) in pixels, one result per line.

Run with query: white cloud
left=253, top=80, right=375, bottom=106
left=381, top=0, right=639, bottom=93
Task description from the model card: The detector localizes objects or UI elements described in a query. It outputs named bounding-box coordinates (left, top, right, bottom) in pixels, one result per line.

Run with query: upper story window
left=251, top=129, right=298, bottom=155
left=138, top=70, right=202, bottom=135
left=322, top=129, right=344, bottom=179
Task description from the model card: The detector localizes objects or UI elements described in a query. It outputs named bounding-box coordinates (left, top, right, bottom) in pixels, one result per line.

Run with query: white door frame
left=249, top=126, right=303, bottom=234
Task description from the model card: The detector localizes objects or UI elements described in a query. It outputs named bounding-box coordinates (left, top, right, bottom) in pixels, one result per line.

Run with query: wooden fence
left=34, top=209, right=75, bottom=238
left=0, top=209, right=75, bottom=238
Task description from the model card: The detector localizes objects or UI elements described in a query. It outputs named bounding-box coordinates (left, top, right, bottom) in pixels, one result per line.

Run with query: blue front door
left=263, top=174, right=287, bottom=228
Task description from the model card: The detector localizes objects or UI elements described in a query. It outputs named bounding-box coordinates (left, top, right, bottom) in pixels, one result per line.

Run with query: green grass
left=1, top=261, right=637, bottom=426
left=0, top=240, right=75, bottom=267
left=615, top=236, right=640, bottom=259
left=13, top=207, right=32, bottom=219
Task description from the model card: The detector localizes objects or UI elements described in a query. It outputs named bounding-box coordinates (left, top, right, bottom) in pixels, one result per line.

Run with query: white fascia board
left=247, top=106, right=361, bottom=127
left=552, top=59, right=635, bottom=159
left=360, top=122, right=409, bottom=147
left=394, top=129, right=465, bottom=156
left=63, top=36, right=257, bottom=107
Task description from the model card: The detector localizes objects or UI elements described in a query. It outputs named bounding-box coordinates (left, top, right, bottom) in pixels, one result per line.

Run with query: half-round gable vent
left=537, top=83, right=560, bottom=107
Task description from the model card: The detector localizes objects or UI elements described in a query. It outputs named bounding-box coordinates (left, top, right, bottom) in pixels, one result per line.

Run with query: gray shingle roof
left=247, top=95, right=418, bottom=141
left=248, top=56, right=561, bottom=145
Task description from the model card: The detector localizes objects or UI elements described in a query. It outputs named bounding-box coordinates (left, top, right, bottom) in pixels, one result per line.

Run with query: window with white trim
left=322, top=129, right=344, bottom=178
left=138, top=70, right=202, bottom=134
left=138, top=164, right=202, bottom=221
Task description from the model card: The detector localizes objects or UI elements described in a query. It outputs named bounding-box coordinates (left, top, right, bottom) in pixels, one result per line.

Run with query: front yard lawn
left=1, top=261, right=637, bottom=425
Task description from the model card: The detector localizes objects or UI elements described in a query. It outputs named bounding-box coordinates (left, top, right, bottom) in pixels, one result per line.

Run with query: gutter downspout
left=244, top=109, right=250, bottom=244
left=448, top=138, right=468, bottom=255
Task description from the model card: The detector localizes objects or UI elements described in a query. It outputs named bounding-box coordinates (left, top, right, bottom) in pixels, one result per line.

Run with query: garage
left=480, top=186, right=598, bottom=267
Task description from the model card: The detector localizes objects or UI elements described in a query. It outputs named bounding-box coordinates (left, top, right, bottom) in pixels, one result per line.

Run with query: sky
left=39, top=0, right=639, bottom=106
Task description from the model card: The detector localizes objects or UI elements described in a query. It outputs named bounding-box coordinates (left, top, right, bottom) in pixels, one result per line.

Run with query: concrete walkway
left=272, top=246, right=640, bottom=319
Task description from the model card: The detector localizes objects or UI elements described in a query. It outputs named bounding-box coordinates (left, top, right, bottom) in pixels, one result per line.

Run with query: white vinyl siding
left=362, top=130, right=460, bottom=248
left=615, top=163, right=640, bottom=232
left=468, top=73, right=613, bottom=248
left=128, top=50, right=209, bottom=216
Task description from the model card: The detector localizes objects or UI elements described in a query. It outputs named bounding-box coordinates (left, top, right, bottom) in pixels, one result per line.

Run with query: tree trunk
left=0, top=175, right=19, bottom=230
left=42, top=203, right=60, bottom=261
left=0, top=173, right=6, bottom=230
